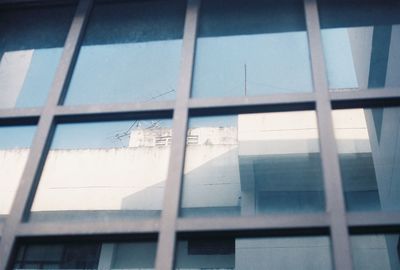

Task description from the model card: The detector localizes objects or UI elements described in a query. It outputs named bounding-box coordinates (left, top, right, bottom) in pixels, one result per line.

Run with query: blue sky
left=7, top=27, right=360, bottom=109
left=192, top=31, right=314, bottom=97
left=51, top=119, right=172, bottom=150
left=64, top=40, right=182, bottom=105
left=15, top=48, right=63, bottom=108
left=0, top=125, right=36, bottom=149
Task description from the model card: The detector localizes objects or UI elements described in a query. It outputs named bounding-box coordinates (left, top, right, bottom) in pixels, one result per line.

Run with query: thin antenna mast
left=244, top=63, right=247, bottom=96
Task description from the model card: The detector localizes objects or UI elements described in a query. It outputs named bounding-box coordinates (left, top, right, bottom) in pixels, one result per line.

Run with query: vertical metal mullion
left=0, top=1, right=93, bottom=268
left=155, top=0, right=200, bottom=269
left=303, top=0, right=353, bottom=270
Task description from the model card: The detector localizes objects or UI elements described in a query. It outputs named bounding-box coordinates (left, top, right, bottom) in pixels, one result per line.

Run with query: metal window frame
left=0, top=0, right=400, bottom=269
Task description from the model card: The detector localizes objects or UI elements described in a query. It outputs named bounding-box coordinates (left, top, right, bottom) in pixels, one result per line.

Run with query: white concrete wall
left=366, top=107, right=400, bottom=211
left=238, top=111, right=320, bottom=156
left=31, top=146, right=170, bottom=212
left=182, top=144, right=241, bottom=209
left=365, top=107, right=400, bottom=270
left=386, top=25, right=400, bottom=87
left=347, top=27, right=373, bottom=89
left=333, top=109, right=372, bottom=154
left=0, top=149, right=29, bottom=214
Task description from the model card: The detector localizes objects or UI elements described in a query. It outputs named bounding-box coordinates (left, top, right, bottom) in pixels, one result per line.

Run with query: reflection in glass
left=175, top=236, right=332, bottom=270
left=180, top=111, right=324, bottom=217
left=13, top=240, right=156, bottom=269
left=0, top=6, right=74, bottom=108
left=332, top=107, right=400, bottom=212
left=64, top=0, right=185, bottom=105
left=191, top=0, right=313, bottom=98
left=351, top=234, right=400, bottom=270
left=319, top=0, right=400, bottom=90
left=0, top=126, right=36, bottom=218
left=30, top=119, right=172, bottom=221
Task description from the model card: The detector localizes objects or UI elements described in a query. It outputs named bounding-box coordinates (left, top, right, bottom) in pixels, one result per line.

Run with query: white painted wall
left=386, top=25, right=400, bottom=87
left=0, top=149, right=29, bottom=214
left=31, top=146, right=170, bottom=212
left=347, top=27, right=373, bottom=89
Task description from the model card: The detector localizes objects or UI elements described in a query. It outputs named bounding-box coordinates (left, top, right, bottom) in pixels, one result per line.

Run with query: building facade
left=0, top=0, right=400, bottom=269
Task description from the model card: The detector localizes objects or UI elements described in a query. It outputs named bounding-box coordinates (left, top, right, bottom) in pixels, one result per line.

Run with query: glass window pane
left=0, top=6, right=74, bottom=108
left=351, top=234, right=400, bottom=270
left=12, top=240, right=157, bottom=269
left=111, top=242, right=157, bottom=269
left=319, top=0, right=400, bottom=91
left=64, top=0, right=185, bottom=106
left=0, top=125, right=36, bottom=218
left=191, top=0, right=313, bottom=99
left=30, top=119, right=172, bottom=222
left=332, top=107, right=400, bottom=212
left=180, top=111, right=325, bottom=217
left=175, top=236, right=333, bottom=269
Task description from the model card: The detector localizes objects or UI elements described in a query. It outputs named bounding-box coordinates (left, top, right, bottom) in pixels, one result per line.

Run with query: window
left=180, top=111, right=325, bottom=217
left=0, top=5, right=74, bottom=108
left=1, top=1, right=400, bottom=270
left=30, top=119, right=172, bottom=222
left=64, top=0, right=186, bottom=105
left=319, top=0, right=400, bottom=90
left=191, top=0, right=313, bottom=98
left=13, top=240, right=157, bottom=270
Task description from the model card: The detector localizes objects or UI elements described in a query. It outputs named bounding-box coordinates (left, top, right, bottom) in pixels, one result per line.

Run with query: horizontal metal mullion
left=16, top=219, right=160, bottom=237
left=331, top=89, right=400, bottom=109
left=189, top=94, right=316, bottom=116
left=189, top=93, right=316, bottom=107
left=53, top=102, right=175, bottom=121
left=331, top=87, right=400, bottom=96
left=0, top=0, right=74, bottom=7
left=347, top=212, right=400, bottom=229
left=176, top=214, right=330, bottom=233
left=0, top=108, right=41, bottom=123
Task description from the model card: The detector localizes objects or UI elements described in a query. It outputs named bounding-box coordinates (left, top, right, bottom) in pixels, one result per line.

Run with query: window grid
left=0, top=0, right=399, bottom=269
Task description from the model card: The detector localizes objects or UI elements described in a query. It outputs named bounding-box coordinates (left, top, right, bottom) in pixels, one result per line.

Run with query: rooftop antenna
left=109, top=89, right=175, bottom=143
left=244, top=63, right=247, bottom=96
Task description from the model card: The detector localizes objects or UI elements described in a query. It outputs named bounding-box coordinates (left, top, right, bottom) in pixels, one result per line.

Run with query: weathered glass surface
left=30, top=119, right=172, bottom=221
left=332, top=107, right=400, bottom=212
left=191, top=0, right=313, bottom=98
left=0, top=6, right=74, bottom=108
left=175, top=236, right=333, bottom=270
left=180, top=111, right=325, bottom=217
left=0, top=125, right=36, bottom=220
left=64, top=0, right=185, bottom=105
left=319, top=0, right=400, bottom=90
